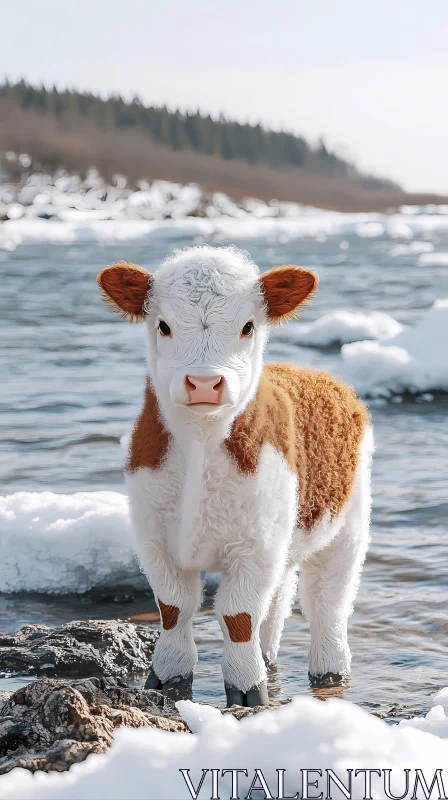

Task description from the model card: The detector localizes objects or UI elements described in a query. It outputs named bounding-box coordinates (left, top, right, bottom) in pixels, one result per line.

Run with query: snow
left=0, top=491, right=143, bottom=594
left=276, top=310, right=403, bottom=347
left=2, top=167, right=448, bottom=251
left=2, top=210, right=448, bottom=251
left=1, top=691, right=447, bottom=799
left=0, top=491, right=219, bottom=595
left=340, top=300, right=448, bottom=397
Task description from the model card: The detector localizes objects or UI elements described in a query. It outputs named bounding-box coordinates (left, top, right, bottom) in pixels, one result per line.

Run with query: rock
left=0, top=620, right=277, bottom=775
left=0, top=691, right=12, bottom=709
left=0, top=676, right=188, bottom=774
left=0, top=620, right=158, bottom=679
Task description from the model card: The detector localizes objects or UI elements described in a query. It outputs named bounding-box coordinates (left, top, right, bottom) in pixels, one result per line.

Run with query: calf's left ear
left=97, top=261, right=152, bottom=322
left=259, top=264, right=318, bottom=325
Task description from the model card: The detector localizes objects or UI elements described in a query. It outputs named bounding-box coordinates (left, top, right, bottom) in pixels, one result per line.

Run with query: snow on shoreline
left=2, top=168, right=448, bottom=251
left=0, top=491, right=221, bottom=596
left=0, top=491, right=143, bottom=594
left=1, top=690, right=447, bottom=799
left=3, top=209, right=448, bottom=252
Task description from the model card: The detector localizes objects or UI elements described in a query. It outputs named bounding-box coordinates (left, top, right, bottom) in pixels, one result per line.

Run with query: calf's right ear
left=97, top=261, right=152, bottom=322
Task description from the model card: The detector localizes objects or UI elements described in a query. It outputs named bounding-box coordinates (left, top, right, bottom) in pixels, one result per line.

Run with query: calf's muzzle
left=185, top=375, right=225, bottom=404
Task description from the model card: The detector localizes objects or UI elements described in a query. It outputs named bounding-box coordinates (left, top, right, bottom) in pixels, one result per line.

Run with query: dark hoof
left=225, top=681, right=269, bottom=708
left=308, top=671, right=345, bottom=687
left=144, top=669, right=193, bottom=701
left=163, top=673, right=193, bottom=702
left=144, top=669, right=163, bottom=690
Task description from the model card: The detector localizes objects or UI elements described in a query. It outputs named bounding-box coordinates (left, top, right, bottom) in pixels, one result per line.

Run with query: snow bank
left=0, top=491, right=143, bottom=594
left=341, top=300, right=448, bottom=397
left=0, top=491, right=219, bottom=595
left=1, top=691, right=447, bottom=800
left=275, top=310, right=403, bottom=347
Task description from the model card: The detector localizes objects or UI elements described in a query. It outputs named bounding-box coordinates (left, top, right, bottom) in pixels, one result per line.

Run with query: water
left=1, top=230, right=447, bottom=720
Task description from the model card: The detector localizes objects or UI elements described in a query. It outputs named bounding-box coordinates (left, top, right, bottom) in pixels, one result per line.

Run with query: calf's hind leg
left=259, top=566, right=298, bottom=666
left=299, top=459, right=371, bottom=685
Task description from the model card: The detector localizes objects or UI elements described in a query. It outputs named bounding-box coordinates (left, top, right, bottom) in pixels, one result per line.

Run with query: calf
left=98, top=245, right=373, bottom=707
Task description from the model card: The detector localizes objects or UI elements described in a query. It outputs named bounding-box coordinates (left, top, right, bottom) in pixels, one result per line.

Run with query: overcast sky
left=2, top=0, right=448, bottom=192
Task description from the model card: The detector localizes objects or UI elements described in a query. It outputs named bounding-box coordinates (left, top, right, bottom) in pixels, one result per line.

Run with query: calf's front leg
left=140, top=542, right=202, bottom=700
left=215, top=564, right=282, bottom=708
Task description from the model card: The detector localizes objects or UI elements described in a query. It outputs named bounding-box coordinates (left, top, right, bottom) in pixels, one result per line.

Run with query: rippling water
left=1, top=229, right=447, bottom=719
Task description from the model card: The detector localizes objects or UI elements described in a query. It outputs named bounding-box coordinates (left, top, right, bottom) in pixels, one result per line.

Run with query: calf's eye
left=241, top=321, right=254, bottom=337
left=158, top=320, right=171, bottom=336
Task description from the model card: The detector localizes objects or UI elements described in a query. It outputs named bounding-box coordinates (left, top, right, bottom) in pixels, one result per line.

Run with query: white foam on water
left=0, top=690, right=447, bottom=799
left=389, top=241, right=434, bottom=257
left=418, top=251, right=448, bottom=266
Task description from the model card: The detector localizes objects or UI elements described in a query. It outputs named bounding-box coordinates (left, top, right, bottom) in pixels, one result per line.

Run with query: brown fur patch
left=97, top=261, right=152, bottom=322
left=225, top=364, right=369, bottom=531
left=260, top=265, right=318, bottom=325
left=224, top=612, right=252, bottom=643
left=126, top=378, right=171, bottom=472
left=158, top=599, right=180, bottom=630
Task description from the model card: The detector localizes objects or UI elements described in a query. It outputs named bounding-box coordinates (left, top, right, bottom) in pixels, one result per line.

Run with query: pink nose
left=185, top=375, right=225, bottom=404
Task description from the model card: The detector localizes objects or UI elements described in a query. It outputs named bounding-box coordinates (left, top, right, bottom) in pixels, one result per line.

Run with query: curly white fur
left=125, top=245, right=373, bottom=693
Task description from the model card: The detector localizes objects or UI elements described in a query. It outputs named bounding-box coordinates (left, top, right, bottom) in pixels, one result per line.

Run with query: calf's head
left=98, top=246, right=317, bottom=424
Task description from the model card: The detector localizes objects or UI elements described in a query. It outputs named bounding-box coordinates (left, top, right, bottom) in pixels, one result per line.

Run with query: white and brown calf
left=98, top=245, right=373, bottom=707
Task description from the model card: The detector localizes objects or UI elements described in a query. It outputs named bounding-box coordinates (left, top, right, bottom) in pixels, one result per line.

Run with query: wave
left=1, top=689, right=447, bottom=798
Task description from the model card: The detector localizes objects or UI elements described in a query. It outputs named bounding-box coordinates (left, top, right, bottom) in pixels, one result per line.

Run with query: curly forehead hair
left=156, top=245, right=260, bottom=297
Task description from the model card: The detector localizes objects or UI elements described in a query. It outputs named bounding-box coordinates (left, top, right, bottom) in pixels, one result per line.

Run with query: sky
left=2, top=0, right=448, bottom=193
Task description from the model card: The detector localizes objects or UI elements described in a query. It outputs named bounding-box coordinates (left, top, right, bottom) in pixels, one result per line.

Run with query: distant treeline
left=0, top=79, right=397, bottom=190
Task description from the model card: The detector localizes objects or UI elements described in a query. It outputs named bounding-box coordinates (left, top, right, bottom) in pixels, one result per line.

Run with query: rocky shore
left=0, top=620, right=267, bottom=776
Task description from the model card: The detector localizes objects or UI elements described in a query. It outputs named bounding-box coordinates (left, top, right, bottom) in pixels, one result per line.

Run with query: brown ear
left=97, top=261, right=152, bottom=322
left=259, top=265, right=318, bottom=325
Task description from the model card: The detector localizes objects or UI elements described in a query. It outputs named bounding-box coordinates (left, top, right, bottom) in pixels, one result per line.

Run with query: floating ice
left=274, top=310, right=403, bottom=347
left=341, top=300, right=448, bottom=397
